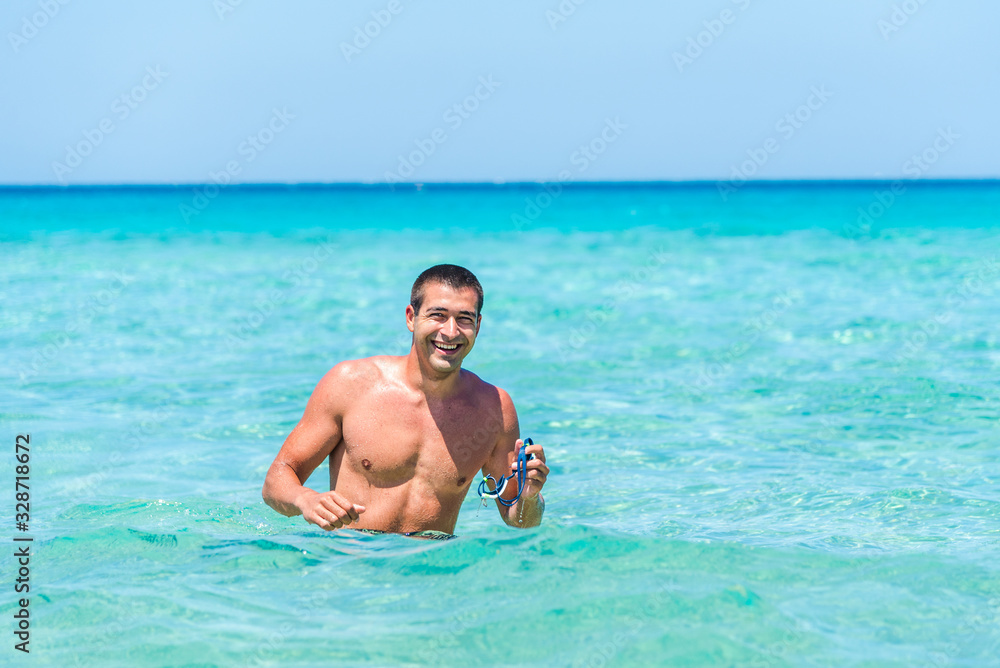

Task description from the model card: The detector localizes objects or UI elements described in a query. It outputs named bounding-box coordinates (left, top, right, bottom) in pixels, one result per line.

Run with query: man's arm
left=481, top=388, right=548, bottom=528
left=262, top=363, right=365, bottom=530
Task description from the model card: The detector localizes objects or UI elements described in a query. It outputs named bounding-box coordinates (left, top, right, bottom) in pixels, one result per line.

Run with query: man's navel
left=457, top=476, right=466, bottom=486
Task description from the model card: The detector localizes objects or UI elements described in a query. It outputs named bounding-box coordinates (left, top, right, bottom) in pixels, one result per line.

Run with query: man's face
left=406, top=282, right=481, bottom=375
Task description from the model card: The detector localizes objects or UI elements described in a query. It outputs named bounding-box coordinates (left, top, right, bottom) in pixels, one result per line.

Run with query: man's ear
left=476, top=314, right=482, bottom=335
left=406, top=304, right=415, bottom=332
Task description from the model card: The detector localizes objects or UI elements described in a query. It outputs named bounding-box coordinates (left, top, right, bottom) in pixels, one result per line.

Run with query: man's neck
left=403, top=350, right=463, bottom=399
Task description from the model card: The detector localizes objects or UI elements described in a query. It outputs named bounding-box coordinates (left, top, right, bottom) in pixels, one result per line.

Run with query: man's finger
left=331, top=505, right=355, bottom=526
left=526, top=462, right=548, bottom=481
left=512, top=459, right=549, bottom=475
left=512, top=450, right=541, bottom=468
left=524, top=443, right=545, bottom=463
left=319, top=494, right=347, bottom=512
left=343, top=505, right=360, bottom=523
left=318, top=496, right=344, bottom=516
left=328, top=490, right=354, bottom=509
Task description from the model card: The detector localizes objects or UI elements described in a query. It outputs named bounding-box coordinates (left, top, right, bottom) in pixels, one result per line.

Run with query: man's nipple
left=361, top=458, right=372, bottom=470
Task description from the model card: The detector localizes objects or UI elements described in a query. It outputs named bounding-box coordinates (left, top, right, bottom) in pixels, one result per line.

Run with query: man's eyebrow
left=425, top=306, right=478, bottom=317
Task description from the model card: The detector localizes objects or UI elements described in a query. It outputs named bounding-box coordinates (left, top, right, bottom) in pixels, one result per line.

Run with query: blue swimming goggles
left=478, top=438, right=535, bottom=507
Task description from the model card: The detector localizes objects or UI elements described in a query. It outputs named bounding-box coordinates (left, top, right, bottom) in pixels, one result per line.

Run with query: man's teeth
left=435, top=342, right=459, bottom=350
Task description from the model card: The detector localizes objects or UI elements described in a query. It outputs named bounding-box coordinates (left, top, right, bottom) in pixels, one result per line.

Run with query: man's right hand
left=295, top=489, right=366, bottom=531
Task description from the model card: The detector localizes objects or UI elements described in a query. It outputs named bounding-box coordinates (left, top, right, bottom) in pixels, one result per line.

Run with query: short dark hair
left=410, top=264, right=483, bottom=316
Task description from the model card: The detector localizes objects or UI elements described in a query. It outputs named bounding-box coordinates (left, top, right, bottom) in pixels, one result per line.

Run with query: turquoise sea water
left=2, top=182, right=999, bottom=666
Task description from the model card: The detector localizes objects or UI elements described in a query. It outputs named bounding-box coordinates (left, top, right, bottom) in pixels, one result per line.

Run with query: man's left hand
left=512, top=438, right=548, bottom=498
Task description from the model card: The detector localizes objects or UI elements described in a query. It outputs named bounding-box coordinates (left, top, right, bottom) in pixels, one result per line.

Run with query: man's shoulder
left=462, top=372, right=518, bottom=442
left=317, top=356, right=396, bottom=397
left=459, top=368, right=492, bottom=393
left=328, top=355, right=394, bottom=378
left=460, top=370, right=515, bottom=413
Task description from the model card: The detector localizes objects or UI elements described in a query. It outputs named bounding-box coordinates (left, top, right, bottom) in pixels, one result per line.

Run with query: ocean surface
left=2, top=182, right=999, bottom=667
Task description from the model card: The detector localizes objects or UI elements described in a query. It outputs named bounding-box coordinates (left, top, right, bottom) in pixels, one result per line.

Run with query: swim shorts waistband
left=351, top=528, right=457, bottom=540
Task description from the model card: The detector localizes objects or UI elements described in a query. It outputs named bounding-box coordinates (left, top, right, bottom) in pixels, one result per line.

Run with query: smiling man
left=262, top=264, right=548, bottom=538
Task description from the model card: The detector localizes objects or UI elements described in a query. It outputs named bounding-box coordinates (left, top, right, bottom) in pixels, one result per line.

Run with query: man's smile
left=432, top=341, right=462, bottom=354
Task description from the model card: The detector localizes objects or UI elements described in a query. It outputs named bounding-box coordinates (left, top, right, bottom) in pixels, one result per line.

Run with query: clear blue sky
left=2, top=0, right=997, bottom=185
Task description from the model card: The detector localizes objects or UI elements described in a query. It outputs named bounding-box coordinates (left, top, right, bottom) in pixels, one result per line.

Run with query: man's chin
left=430, top=356, right=462, bottom=371
left=425, top=351, right=465, bottom=373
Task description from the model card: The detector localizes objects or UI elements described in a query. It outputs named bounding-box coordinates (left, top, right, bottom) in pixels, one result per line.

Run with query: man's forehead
left=420, top=282, right=478, bottom=309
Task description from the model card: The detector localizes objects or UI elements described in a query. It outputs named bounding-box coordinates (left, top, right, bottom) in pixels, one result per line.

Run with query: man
left=262, top=264, right=548, bottom=538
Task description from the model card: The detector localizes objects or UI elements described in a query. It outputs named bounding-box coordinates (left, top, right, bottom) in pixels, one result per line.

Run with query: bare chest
left=338, top=388, right=497, bottom=491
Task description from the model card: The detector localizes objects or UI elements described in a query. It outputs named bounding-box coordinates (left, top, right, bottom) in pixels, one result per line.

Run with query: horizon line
left=1, top=177, right=999, bottom=190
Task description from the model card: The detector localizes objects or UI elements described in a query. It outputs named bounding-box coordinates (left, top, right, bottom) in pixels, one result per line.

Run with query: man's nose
left=442, top=317, right=459, bottom=337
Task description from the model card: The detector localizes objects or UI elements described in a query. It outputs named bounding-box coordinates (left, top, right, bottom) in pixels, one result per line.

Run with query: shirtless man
left=261, top=264, right=548, bottom=537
